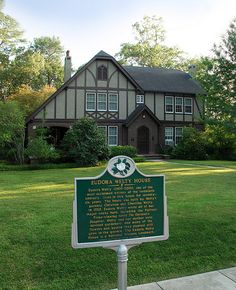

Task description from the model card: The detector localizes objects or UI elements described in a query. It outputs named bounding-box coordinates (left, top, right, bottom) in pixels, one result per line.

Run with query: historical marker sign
left=72, top=156, right=168, bottom=249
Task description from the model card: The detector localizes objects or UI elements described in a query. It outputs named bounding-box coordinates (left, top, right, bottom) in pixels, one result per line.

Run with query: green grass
left=0, top=161, right=235, bottom=289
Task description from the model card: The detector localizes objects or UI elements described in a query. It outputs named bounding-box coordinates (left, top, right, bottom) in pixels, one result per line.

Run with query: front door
left=137, top=126, right=149, bottom=154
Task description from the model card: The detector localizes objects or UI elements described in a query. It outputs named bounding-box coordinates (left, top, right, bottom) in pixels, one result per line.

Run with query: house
left=26, top=50, right=204, bottom=154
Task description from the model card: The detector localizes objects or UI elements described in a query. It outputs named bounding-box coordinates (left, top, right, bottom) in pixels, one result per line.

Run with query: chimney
left=64, top=50, right=72, bottom=82
left=188, top=64, right=197, bottom=77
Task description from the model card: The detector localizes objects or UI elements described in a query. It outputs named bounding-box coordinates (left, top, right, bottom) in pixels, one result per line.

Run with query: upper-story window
left=136, top=95, right=144, bottom=104
left=165, top=96, right=174, bottom=113
left=97, top=65, right=107, bottom=81
left=175, top=97, right=183, bottom=113
left=184, top=98, right=192, bottom=114
left=86, top=93, right=96, bottom=111
left=108, top=94, right=118, bottom=111
left=97, top=93, right=107, bottom=111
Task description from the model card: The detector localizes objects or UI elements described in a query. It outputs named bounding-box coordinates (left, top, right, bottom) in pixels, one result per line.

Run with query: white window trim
left=184, top=98, right=192, bottom=114
left=165, top=96, right=174, bottom=113
left=175, top=97, right=183, bottom=114
left=108, top=126, right=118, bottom=146
left=175, top=127, right=183, bottom=145
left=97, top=93, right=107, bottom=112
left=136, top=95, right=144, bottom=104
left=108, top=93, right=118, bottom=112
left=165, top=127, right=174, bottom=146
left=86, top=92, right=96, bottom=111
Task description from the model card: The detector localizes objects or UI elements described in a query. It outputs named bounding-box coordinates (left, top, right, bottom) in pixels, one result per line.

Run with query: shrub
left=172, top=127, right=208, bottom=160
left=203, top=125, right=236, bottom=160
left=109, top=145, right=137, bottom=158
left=25, top=136, right=60, bottom=163
left=61, top=118, right=110, bottom=166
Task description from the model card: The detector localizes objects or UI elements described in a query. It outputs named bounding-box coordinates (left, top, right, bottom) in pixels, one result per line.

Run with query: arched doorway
left=137, top=126, right=149, bottom=154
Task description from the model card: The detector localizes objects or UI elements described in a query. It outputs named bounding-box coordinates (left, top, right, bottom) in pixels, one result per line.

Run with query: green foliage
left=0, top=101, right=25, bottom=164
left=172, top=127, right=208, bottom=160
left=203, top=125, right=236, bottom=160
left=9, top=84, right=55, bottom=116
left=29, top=36, right=64, bottom=88
left=61, top=118, right=110, bottom=166
left=109, top=145, right=137, bottom=158
left=116, top=15, right=185, bottom=69
left=194, top=18, right=236, bottom=127
left=25, top=136, right=60, bottom=163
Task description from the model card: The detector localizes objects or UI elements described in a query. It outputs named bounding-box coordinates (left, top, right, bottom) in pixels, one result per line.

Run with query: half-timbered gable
left=27, top=50, right=204, bottom=154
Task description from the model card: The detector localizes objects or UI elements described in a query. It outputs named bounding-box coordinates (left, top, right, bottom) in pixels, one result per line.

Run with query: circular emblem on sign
left=107, top=156, right=136, bottom=178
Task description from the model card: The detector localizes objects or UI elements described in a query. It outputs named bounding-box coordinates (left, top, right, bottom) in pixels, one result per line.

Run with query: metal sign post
left=117, top=244, right=128, bottom=290
left=72, top=156, right=169, bottom=289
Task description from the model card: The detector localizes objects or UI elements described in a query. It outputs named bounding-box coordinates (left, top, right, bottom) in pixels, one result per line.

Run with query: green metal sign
left=72, top=156, right=168, bottom=248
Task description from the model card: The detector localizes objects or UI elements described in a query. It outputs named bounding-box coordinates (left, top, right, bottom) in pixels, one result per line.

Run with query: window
left=184, top=98, right=192, bottom=114
left=165, top=96, right=174, bottom=113
left=108, top=126, right=118, bottom=146
left=165, top=127, right=174, bottom=146
left=175, top=97, right=183, bottom=113
left=98, top=126, right=107, bottom=141
left=86, top=93, right=96, bottom=111
left=175, top=127, right=183, bottom=145
left=97, top=65, right=107, bottom=81
left=108, top=94, right=118, bottom=111
left=136, top=95, right=144, bottom=104
left=97, top=93, right=107, bottom=111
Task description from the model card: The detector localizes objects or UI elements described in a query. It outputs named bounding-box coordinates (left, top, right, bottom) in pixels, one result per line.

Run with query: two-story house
left=26, top=50, right=204, bottom=154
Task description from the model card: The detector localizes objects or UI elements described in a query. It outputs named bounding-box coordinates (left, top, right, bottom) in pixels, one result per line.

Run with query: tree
left=0, top=0, right=25, bottom=100
left=194, top=18, right=236, bottom=128
left=29, top=36, right=64, bottom=87
left=0, top=101, right=25, bottom=164
left=61, top=118, right=110, bottom=166
left=116, top=15, right=185, bottom=69
left=8, top=84, right=56, bottom=116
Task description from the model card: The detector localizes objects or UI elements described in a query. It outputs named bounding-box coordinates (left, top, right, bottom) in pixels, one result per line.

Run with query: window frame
left=97, top=65, right=108, bottom=81
left=136, top=95, right=144, bottom=104
left=86, top=92, right=96, bottom=111
left=175, top=97, right=183, bottom=113
left=108, top=126, right=118, bottom=146
left=97, top=92, right=107, bottom=111
left=175, top=127, right=183, bottom=145
left=165, top=127, right=174, bottom=146
left=184, top=98, right=192, bottom=114
left=108, top=93, right=118, bottom=112
left=165, top=96, right=174, bottom=113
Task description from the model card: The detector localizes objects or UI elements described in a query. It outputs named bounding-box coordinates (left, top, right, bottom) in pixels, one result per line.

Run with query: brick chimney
left=64, top=50, right=72, bottom=82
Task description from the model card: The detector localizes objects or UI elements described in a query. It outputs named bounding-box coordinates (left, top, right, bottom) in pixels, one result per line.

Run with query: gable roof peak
left=95, top=50, right=113, bottom=58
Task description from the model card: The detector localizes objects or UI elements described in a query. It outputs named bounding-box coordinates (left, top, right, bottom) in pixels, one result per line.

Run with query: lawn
left=0, top=161, right=235, bottom=289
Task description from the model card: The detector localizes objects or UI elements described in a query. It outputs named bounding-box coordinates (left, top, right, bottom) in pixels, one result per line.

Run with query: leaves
left=116, top=15, right=185, bottom=69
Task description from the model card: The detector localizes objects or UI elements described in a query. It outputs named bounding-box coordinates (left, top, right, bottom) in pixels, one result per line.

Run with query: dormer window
left=97, top=65, right=107, bottom=81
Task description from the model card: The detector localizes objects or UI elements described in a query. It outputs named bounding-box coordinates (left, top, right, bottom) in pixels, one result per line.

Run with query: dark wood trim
left=173, top=96, right=176, bottom=122
left=65, top=88, right=67, bottom=119
left=54, top=96, right=57, bottom=119
left=86, top=68, right=96, bottom=84
left=154, top=92, right=156, bottom=116
left=74, top=77, right=77, bottom=119
left=126, top=79, right=129, bottom=117
left=192, top=97, right=194, bottom=122
left=107, top=69, right=118, bottom=87
left=67, top=86, right=136, bottom=92
left=164, top=93, right=166, bottom=121
left=95, top=61, right=98, bottom=87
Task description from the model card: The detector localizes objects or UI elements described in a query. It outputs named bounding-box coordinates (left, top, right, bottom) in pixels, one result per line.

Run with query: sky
left=3, top=0, right=236, bottom=68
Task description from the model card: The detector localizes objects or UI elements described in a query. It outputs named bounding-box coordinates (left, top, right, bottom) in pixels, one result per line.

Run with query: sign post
left=72, top=156, right=169, bottom=289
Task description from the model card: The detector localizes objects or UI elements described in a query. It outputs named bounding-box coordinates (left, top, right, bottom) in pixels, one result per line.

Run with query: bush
left=61, top=118, right=110, bottom=166
left=172, top=127, right=208, bottom=160
left=25, top=136, right=60, bottom=163
left=109, top=145, right=137, bottom=158
left=203, top=125, right=236, bottom=160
